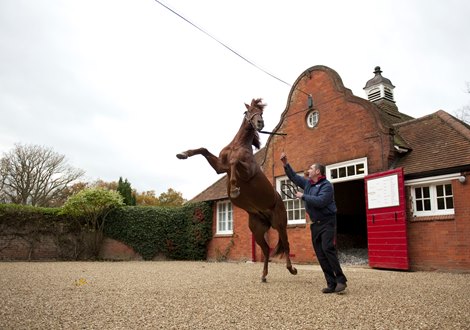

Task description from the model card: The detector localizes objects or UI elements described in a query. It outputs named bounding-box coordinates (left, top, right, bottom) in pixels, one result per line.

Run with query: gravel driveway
left=1, top=261, right=469, bottom=329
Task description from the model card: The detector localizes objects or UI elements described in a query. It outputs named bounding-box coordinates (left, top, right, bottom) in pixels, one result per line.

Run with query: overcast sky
left=1, top=0, right=469, bottom=200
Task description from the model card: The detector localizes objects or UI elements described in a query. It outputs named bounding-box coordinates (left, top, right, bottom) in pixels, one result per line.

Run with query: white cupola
left=363, top=66, right=395, bottom=103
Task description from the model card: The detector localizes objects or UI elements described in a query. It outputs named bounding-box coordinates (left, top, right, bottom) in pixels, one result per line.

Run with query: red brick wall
left=407, top=180, right=470, bottom=271
left=207, top=205, right=252, bottom=261
left=99, top=238, right=142, bottom=260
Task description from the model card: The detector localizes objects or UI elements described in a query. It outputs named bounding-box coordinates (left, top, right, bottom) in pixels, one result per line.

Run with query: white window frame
left=405, top=174, right=458, bottom=217
left=306, top=110, right=319, bottom=128
left=327, top=157, right=368, bottom=183
left=276, top=175, right=306, bottom=225
left=216, top=200, right=233, bottom=235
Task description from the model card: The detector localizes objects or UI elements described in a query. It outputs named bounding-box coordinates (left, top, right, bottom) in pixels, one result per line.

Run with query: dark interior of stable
left=334, top=179, right=368, bottom=250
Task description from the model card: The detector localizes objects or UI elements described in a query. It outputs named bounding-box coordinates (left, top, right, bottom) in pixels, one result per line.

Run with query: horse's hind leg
left=249, top=215, right=270, bottom=283
left=272, top=200, right=297, bottom=276
left=278, top=227, right=298, bottom=275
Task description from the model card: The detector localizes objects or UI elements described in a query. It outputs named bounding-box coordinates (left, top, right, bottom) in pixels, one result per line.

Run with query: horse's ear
left=245, top=103, right=250, bottom=110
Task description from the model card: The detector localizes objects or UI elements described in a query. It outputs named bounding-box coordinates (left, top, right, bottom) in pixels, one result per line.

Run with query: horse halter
left=244, top=110, right=264, bottom=131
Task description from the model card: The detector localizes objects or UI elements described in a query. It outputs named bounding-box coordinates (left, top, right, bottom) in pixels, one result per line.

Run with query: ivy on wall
left=104, top=202, right=213, bottom=260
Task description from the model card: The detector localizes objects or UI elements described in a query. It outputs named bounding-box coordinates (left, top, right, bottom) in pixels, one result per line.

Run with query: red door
left=364, top=168, right=409, bottom=270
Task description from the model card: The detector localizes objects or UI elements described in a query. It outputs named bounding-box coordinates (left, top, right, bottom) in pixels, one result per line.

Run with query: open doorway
left=333, top=179, right=368, bottom=264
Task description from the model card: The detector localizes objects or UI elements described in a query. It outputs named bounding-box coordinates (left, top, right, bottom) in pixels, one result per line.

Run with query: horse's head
left=244, top=98, right=265, bottom=131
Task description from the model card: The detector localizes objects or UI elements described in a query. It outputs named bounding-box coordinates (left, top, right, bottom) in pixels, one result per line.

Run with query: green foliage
left=61, top=187, right=124, bottom=258
left=117, top=177, right=136, bottom=206
left=105, top=202, right=213, bottom=260
left=157, top=188, right=186, bottom=207
left=62, top=187, right=124, bottom=232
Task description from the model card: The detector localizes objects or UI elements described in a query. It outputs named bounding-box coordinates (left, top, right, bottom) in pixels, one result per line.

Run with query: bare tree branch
left=0, top=143, right=85, bottom=206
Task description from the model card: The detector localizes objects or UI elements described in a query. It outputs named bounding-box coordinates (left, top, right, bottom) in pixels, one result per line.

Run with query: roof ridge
left=188, top=175, right=227, bottom=202
left=393, top=112, right=435, bottom=127
left=435, top=110, right=470, bottom=142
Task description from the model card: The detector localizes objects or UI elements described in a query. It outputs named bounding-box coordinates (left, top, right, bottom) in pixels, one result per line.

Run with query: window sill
left=410, top=214, right=455, bottom=222
left=214, top=233, right=234, bottom=238
left=287, top=223, right=307, bottom=229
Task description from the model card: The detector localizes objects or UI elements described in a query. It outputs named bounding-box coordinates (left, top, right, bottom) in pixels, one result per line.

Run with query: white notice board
left=366, top=174, right=399, bottom=209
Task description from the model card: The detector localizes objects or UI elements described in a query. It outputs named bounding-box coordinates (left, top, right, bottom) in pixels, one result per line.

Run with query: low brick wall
left=99, top=238, right=143, bottom=260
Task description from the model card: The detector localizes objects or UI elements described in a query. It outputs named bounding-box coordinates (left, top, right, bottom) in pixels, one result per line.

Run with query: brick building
left=191, top=65, right=470, bottom=272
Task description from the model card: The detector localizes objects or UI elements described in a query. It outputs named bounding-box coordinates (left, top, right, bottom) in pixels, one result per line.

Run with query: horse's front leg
left=176, top=148, right=227, bottom=174
left=228, top=159, right=257, bottom=198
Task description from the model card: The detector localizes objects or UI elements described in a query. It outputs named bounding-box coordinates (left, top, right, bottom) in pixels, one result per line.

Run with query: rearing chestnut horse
left=177, top=98, right=297, bottom=282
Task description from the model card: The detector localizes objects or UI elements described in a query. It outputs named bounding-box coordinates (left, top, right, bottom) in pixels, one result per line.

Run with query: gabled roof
left=375, top=100, right=414, bottom=125
left=190, top=148, right=267, bottom=203
left=393, top=110, right=470, bottom=176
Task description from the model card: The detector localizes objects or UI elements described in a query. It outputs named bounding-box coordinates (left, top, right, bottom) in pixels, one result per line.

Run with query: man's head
left=307, top=163, right=325, bottom=182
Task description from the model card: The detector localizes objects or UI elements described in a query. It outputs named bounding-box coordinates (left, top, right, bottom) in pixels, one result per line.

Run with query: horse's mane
left=251, top=98, right=266, bottom=111
left=253, top=131, right=261, bottom=149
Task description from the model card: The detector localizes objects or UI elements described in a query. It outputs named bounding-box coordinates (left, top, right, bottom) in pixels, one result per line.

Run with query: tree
left=117, top=177, right=136, bottom=205
left=454, top=82, right=470, bottom=124
left=135, top=190, right=160, bottom=206
left=93, top=179, right=118, bottom=191
left=0, top=143, right=85, bottom=206
left=62, top=187, right=124, bottom=257
left=47, top=181, right=90, bottom=207
left=454, top=105, right=470, bottom=124
left=157, top=188, right=186, bottom=207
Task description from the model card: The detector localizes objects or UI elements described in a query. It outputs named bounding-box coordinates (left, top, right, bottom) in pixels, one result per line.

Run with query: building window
left=276, top=176, right=306, bottom=225
left=407, top=178, right=455, bottom=217
left=216, top=201, right=233, bottom=234
left=306, top=110, right=319, bottom=128
left=327, top=157, right=368, bottom=183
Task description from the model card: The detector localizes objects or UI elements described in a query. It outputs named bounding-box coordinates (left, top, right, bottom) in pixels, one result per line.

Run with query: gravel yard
left=1, top=261, right=469, bottom=329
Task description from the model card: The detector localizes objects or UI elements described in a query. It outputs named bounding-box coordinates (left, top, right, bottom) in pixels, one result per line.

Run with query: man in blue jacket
left=281, top=152, right=347, bottom=293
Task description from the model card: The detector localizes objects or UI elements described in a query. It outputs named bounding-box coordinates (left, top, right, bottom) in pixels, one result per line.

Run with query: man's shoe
left=335, top=283, right=347, bottom=293
left=322, top=287, right=335, bottom=294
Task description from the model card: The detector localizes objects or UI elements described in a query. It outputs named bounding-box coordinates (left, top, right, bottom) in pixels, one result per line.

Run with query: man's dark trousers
left=310, top=217, right=347, bottom=288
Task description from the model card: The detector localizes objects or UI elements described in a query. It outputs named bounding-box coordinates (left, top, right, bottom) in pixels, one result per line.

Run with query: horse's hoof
left=230, top=187, right=240, bottom=198
left=261, top=278, right=267, bottom=283
left=176, top=153, right=188, bottom=159
left=288, top=266, right=298, bottom=275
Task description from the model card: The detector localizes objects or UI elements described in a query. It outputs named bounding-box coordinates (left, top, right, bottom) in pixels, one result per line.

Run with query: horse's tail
left=270, top=237, right=288, bottom=258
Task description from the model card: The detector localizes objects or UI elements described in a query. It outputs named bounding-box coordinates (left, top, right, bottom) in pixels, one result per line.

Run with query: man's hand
left=295, top=191, right=304, bottom=199
left=280, top=152, right=288, bottom=165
